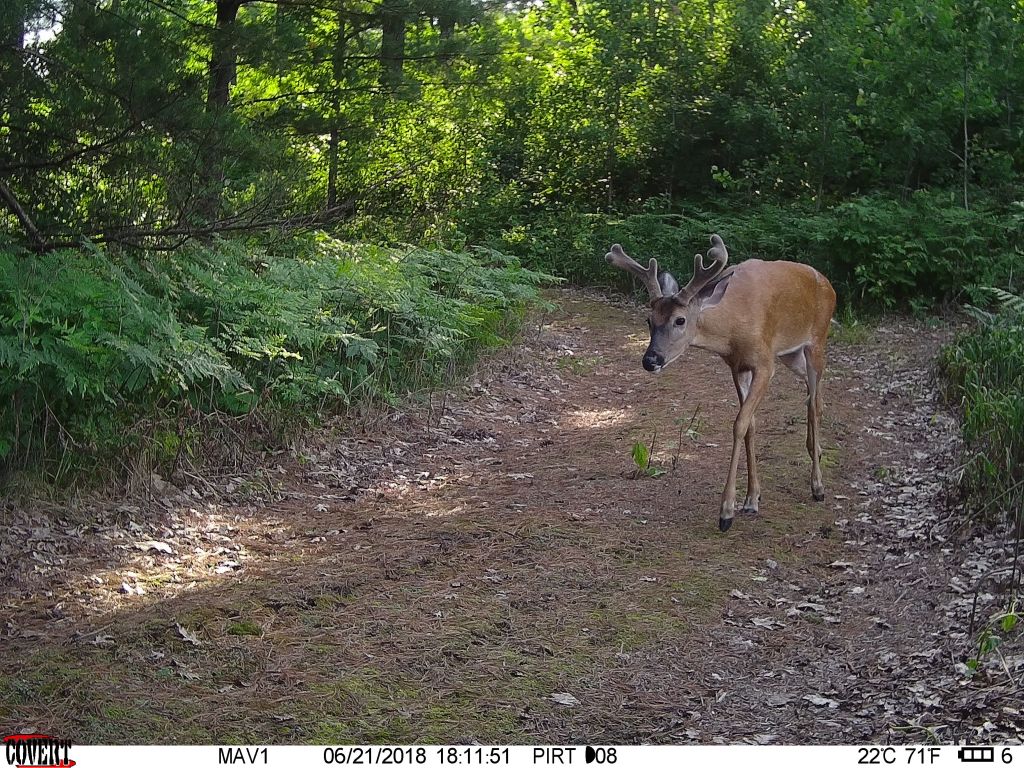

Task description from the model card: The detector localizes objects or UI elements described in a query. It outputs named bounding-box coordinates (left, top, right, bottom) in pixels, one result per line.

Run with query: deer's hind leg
left=803, top=344, right=826, bottom=501
left=780, top=344, right=825, bottom=502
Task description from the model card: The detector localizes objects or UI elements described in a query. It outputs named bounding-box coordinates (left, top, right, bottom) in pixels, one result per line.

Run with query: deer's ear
left=658, top=270, right=680, bottom=296
left=699, top=275, right=731, bottom=309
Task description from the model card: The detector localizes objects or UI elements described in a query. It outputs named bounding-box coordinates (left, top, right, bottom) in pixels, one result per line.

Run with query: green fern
left=0, top=234, right=552, bottom=478
left=983, top=286, right=1024, bottom=315
left=939, top=287, right=1024, bottom=523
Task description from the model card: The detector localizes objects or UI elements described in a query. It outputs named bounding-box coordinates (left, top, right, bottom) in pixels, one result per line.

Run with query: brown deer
left=606, top=235, right=837, bottom=532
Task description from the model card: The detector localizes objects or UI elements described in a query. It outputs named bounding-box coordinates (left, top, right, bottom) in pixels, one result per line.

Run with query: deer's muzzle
left=642, top=350, right=665, bottom=372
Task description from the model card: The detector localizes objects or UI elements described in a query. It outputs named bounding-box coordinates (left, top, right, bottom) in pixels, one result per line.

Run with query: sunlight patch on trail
left=563, top=407, right=632, bottom=429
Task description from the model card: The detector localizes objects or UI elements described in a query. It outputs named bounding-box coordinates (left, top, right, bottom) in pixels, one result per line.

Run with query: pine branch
left=33, top=199, right=356, bottom=252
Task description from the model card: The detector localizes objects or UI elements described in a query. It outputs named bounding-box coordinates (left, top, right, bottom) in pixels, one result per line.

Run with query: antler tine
left=704, top=233, right=728, bottom=272
left=679, top=233, right=729, bottom=300
left=605, top=243, right=663, bottom=300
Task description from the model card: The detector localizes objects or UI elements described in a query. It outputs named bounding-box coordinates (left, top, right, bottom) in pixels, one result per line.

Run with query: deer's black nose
left=642, top=351, right=664, bottom=372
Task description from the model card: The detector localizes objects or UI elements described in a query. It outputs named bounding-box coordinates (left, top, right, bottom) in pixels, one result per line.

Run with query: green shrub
left=939, top=289, right=1024, bottom=522
left=479, top=193, right=1022, bottom=311
left=0, top=235, right=550, bottom=481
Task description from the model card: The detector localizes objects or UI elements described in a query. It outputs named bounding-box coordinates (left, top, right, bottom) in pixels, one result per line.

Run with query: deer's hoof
left=741, top=495, right=760, bottom=514
left=812, top=488, right=825, bottom=502
left=718, top=516, right=733, bottom=532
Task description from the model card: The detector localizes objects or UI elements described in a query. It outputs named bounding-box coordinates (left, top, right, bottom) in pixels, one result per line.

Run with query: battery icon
left=958, top=747, right=995, bottom=763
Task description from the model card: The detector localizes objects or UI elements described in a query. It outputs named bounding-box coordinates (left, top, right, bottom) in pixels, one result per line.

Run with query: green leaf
left=981, top=634, right=1000, bottom=654
left=631, top=440, right=650, bottom=471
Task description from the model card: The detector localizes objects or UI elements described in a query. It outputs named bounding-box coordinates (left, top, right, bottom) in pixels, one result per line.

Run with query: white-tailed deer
left=606, top=234, right=837, bottom=532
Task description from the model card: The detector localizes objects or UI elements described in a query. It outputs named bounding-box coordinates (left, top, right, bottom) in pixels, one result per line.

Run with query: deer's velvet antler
left=605, top=243, right=663, bottom=301
left=675, top=233, right=729, bottom=303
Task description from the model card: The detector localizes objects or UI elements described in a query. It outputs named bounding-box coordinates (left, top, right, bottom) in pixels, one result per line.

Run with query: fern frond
left=982, top=286, right=1024, bottom=316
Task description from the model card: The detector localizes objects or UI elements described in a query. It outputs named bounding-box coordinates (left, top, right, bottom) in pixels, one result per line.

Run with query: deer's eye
left=674, top=317, right=686, bottom=327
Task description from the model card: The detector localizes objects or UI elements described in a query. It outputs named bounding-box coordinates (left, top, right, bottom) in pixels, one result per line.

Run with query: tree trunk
left=327, top=127, right=340, bottom=208
left=438, top=12, right=456, bottom=64
left=200, top=0, right=242, bottom=221
left=327, top=9, right=347, bottom=208
left=0, top=177, right=44, bottom=250
left=1, top=0, right=26, bottom=92
left=208, top=0, right=242, bottom=112
left=2, top=0, right=26, bottom=51
left=2, top=1, right=28, bottom=197
left=439, top=14, right=455, bottom=41
left=274, top=0, right=288, bottom=42
left=379, top=4, right=407, bottom=90
left=962, top=61, right=970, bottom=210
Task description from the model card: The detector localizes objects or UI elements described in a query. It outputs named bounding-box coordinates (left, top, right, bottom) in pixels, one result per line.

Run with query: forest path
left=3, top=289, right=999, bottom=743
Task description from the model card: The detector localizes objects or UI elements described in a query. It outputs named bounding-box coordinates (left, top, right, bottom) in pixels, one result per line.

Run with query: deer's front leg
left=720, top=365, right=772, bottom=532
left=732, top=370, right=761, bottom=514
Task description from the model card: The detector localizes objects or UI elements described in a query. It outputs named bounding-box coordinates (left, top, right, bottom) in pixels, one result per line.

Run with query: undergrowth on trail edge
left=0, top=234, right=552, bottom=485
left=458, top=192, right=1023, bottom=313
left=939, top=288, right=1024, bottom=525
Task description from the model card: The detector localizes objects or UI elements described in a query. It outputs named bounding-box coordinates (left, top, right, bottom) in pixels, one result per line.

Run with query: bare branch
left=0, top=178, right=46, bottom=250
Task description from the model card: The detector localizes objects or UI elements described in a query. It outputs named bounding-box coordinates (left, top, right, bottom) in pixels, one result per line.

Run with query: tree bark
left=1, top=0, right=26, bottom=98
left=201, top=0, right=242, bottom=221
left=327, top=8, right=347, bottom=208
left=274, top=0, right=288, bottom=42
left=327, top=128, right=340, bottom=208
left=379, top=3, right=407, bottom=89
left=0, top=177, right=45, bottom=250
left=439, top=14, right=455, bottom=41
left=208, top=0, right=242, bottom=112
left=438, top=12, right=456, bottom=64
left=2, top=0, right=27, bottom=51
left=962, top=61, right=970, bottom=210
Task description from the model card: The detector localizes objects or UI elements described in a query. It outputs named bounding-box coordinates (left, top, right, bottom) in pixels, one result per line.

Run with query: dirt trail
left=1, top=289, right=1018, bottom=744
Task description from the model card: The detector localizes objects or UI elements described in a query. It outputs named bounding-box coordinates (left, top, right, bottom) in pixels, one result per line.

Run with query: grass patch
left=227, top=620, right=263, bottom=637
left=830, top=315, right=873, bottom=346
left=0, top=649, right=87, bottom=709
left=820, top=447, right=840, bottom=470
left=939, top=289, right=1024, bottom=521
left=556, top=355, right=604, bottom=375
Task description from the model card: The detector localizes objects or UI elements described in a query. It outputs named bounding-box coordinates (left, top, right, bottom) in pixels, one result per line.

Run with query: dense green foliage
left=4, top=1, right=1023, bottom=246
left=481, top=194, right=1023, bottom=310
left=1, top=0, right=1022, bottom=483
left=940, top=290, right=1024, bottom=523
left=0, top=236, right=546, bottom=477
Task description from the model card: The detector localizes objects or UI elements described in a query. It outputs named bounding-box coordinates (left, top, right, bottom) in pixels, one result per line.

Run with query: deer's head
left=605, top=235, right=731, bottom=373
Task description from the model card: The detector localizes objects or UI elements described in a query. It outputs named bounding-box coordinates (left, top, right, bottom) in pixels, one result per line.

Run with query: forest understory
left=2, top=289, right=1020, bottom=744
